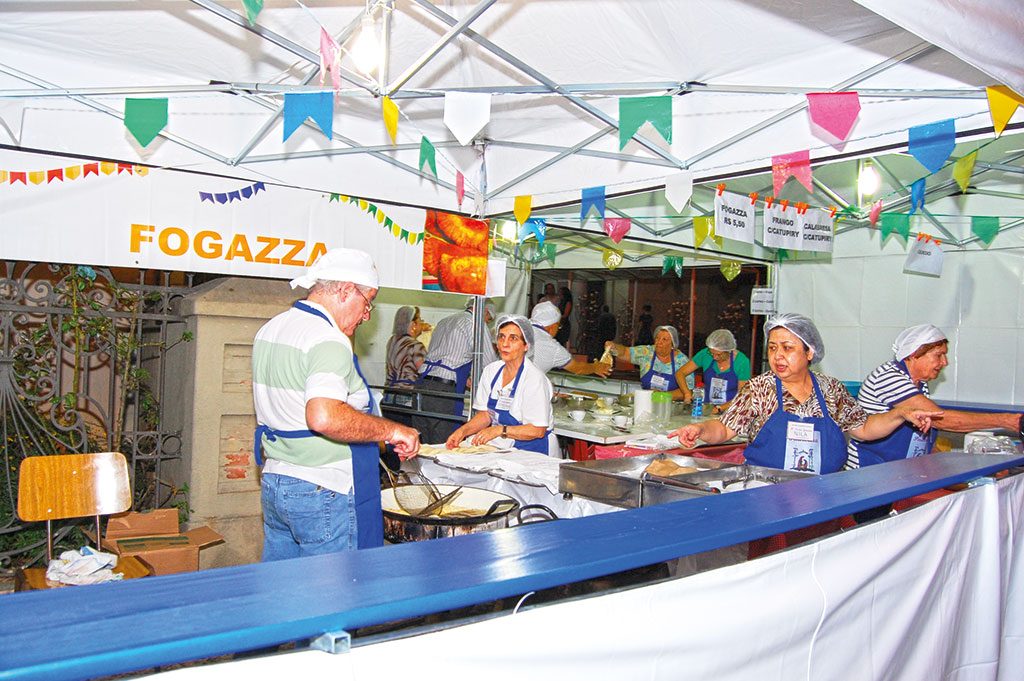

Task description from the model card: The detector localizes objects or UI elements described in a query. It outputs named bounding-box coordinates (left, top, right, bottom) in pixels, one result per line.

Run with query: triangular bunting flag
left=619, top=96, right=672, bottom=149
left=986, top=86, right=1024, bottom=137
left=664, top=171, right=694, bottom=212
left=971, top=216, right=1000, bottom=245
left=909, top=178, right=926, bottom=215
left=443, top=92, right=491, bottom=146
left=602, top=248, right=624, bottom=270
left=543, top=243, right=557, bottom=265
left=952, top=151, right=978, bottom=193
left=693, top=216, right=721, bottom=248
left=603, top=217, right=631, bottom=244
left=879, top=213, right=910, bottom=240
left=776, top=249, right=790, bottom=262
left=200, top=192, right=213, bottom=203
left=580, top=186, right=606, bottom=222
left=9, top=171, right=25, bottom=184
left=518, top=218, right=546, bottom=246
left=419, top=136, right=437, bottom=177
left=242, top=0, right=263, bottom=25
left=771, top=150, right=813, bottom=195
left=869, top=200, right=883, bottom=226
left=319, top=28, right=342, bottom=93
left=83, top=163, right=98, bottom=177
left=283, top=92, right=333, bottom=141
left=806, top=92, right=860, bottom=144
left=514, top=195, right=532, bottom=224
left=456, top=171, right=465, bottom=207
left=28, top=171, right=44, bottom=185
left=46, top=168, right=63, bottom=183
left=382, top=96, right=399, bottom=144
left=720, top=260, right=741, bottom=282
left=124, top=98, right=168, bottom=148
left=908, top=119, right=955, bottom=173
left=65, top=166, right=81, bottom=180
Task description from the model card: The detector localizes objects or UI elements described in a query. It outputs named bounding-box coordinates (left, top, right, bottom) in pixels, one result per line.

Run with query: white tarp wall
left=158, top=474, right=1024, bottom=680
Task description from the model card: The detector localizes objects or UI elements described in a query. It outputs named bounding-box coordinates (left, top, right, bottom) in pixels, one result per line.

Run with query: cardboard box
left=99, top=509, right=224, bottom=575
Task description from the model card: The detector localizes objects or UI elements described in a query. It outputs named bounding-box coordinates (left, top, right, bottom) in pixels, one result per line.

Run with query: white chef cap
left=530, top=301, right=562, bottom=327
left=706, top=328, right=737, bottom=352
left=765, top=313, right=825, bottom=364
left=495, top=314, right=534, bottom=350
left=289, top=248, right=379, bottom=290
left=892, top=324, right=946, bottom=360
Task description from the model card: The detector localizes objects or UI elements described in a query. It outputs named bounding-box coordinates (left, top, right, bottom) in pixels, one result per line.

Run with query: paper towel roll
left=634, top=389, right=653, bottom=423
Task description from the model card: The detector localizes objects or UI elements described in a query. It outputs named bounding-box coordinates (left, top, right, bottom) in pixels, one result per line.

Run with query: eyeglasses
left=354, top=287, right=374, bottom=314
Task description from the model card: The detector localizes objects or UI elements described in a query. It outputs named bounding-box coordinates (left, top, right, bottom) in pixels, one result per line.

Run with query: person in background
left=385, top=306, right=430, bottom=389
left=678, top=329, right=751, bottom=414
left=412, top=298, right=497, bottom=445
left=554, top=286, right=573, bottom=347
left=848, top=324, right=1024, bottom=469
left=529, top=301, right=611, bottom=377
left=635, top=303, right=654, bottom=345
left=596, top=304, right=617, bottom=351
left=669, top=313, right=939, bottom=475
left=446, top=315, right=559, bottom=456
left=252, top=248, right=420, bottom=560
left=605, top=325, right=694, bottom=402
left=538, top=282, right=560, bottom=305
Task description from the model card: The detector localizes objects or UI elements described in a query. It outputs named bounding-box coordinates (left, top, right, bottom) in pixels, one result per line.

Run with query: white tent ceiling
left=1, top=0, right=1023, bottom=252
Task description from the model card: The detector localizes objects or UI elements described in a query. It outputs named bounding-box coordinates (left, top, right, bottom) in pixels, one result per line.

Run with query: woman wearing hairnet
left=604, top=325, right=694, bottom=401
left=677, top=328, right=751, bottom=413
left=670, top=314, right=941, bottom=475
left=445, top=314, right=558, bottom=456
left=848, top=324, right=1024, bottom=469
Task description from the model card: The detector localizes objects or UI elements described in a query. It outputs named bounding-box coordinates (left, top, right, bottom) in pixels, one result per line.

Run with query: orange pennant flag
left=987, top=85, right=1024, bottom=136
left=100, top=161, right=116, bottom=175
left=382, top=96, right=399, bottom=144
left=65, top=165, right=82, bottom=180
left=513, top=195, right=532, bottom=224
left=28, top=170, right=45, bottom=185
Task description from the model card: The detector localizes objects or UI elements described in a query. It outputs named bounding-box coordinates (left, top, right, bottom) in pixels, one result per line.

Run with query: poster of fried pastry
left=422, top=210, right=490, bottom=294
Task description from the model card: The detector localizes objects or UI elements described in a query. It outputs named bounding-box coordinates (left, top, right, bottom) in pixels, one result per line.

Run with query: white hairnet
left=495, top=314, right=534, bottom=350
left=765, top=313, right=825, bottom=364
left=391, top=306, right=416, bottom=337
left=289, top=248, right=378, bottom=290
left=530, top=301, right=562, bottom=326
left=653, top=325, right=679, bottom=349
left=893, top=324, right=946, bottom=360
left=706, top=328, right=737, bottom=351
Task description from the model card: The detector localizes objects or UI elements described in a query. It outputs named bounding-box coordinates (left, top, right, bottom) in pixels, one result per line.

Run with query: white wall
left=778, top=235, right=1024, bottom=405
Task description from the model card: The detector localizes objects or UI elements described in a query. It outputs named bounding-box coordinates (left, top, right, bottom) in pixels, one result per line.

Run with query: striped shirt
left=530, top=326, right=572, bottom=373
left=845, top=360, right=927, bottom=468
left=420, top=310, right=497, bottom=381
left=252, top=301, right=372, bottom=492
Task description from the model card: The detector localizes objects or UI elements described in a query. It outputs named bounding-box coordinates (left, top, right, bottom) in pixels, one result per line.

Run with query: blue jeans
left=261, top=473, right=356, bottom=562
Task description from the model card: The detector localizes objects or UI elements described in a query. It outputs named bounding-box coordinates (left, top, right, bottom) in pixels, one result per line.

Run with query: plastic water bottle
left=691, top=388, right=705, bottom=417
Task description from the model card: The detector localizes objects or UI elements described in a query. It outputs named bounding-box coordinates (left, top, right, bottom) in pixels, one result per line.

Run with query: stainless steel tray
left=640, top=464, right=815, bottom=507
left=558, top=453, right=736, bottom=508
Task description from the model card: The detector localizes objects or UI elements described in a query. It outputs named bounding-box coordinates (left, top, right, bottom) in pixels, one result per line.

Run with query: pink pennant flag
left=869, top=199, right=883, bottom=226
left=319, top=28, right=342, bottom=93
left=772, top=150, right=813, bottom=195
left=603, top=217, right=631, bottom=244
left=806, top=92, right=860, bottom=145
left=456, top=171, right=465, bottom=208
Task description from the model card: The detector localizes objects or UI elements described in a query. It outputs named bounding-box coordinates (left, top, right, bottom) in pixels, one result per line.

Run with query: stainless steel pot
left=381, top=484, right=520, bottom=543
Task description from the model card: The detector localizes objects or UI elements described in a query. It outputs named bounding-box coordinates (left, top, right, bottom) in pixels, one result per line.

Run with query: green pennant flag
left=776, top=249, right=789, bottom=262
left=619, top=96, right=672, bottom=149
left=971, top=216, right=1000, bottom=245
left=124, top=98, right=168, bottom=148
left=242, top=0, right=263, bottom=25
left=419, top=136, right=437, bottom=177
left=383, top=217, right=393, bottom=228
left=879, top=213, right=910, bottom=240
left=367, top=204, right=378, bottom=215
left=329, top=193, right=340, bottom=202
left=543, top=243, right=557, bottom=264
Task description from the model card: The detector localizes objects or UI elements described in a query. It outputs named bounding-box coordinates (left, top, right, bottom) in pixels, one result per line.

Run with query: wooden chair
left=15, top=452, right=151, bottom=591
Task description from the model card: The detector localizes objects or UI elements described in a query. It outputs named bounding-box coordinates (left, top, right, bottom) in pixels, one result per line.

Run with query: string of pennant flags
left=198, top=181, right=266, bottom=204
left=0, top=161, right=149, bottom=185
left=328, top=193, right=423, bottom=245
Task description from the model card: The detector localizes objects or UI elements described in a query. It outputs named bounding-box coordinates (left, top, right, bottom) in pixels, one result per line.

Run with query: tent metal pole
left=386, top=0, right=499, bottom=96
left=410, top=0, right=690, bottom=170
left=959, top=217, right=1024, bottom=247
left=974, top=161, right=1024, bottom=176
left=872, top=156, right=959, bottom=243
left=683, top=42, right=935, bottom=167
left=242, top=140, right=463, bottom=163
left=966, top=188, right=1024, bottom=200
left=231, top=71, right=320, bottom=166
left=687, top=83, right=987, bottom=99
left=485, top=128, right=612, bottom=199
left=486, top=140, right=677, bottom=167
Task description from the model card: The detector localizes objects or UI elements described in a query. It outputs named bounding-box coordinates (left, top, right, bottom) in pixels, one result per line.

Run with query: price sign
left=750, top=287, right=776, bottom=315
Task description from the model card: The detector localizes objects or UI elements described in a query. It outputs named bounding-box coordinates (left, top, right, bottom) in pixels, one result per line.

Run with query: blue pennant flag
left=283, top=92, right=334, bottom=141
left=228, top=190, right=241, bottom=202
left=909, top=178, right=926, bottom=215
left=215, top=193, right=228, bottom=204
left=199, top=192, right=213, bottom=203
left=908, top=119, right=955, bottom=173
left=519, top=218, right=547, bottom=247
left=241, top=185, right=253, bottom=199
left=253, top=181, right=265, bottom=194
left=580, top=186, right=606, bottom=222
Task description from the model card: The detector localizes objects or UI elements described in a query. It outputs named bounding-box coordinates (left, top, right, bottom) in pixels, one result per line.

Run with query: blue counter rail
left=1, top=453, right=1020, bottom=681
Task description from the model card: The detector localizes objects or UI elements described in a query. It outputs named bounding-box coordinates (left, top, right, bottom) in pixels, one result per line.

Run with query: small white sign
left=750, top=287, right=776, bottom=315
left=904, top=237, right=944, bottom=277
left=762, top=204, right=804, bottom=250
left=787, top=421, right=815, bottom=442
left=713, top=190, right=756, bottom=244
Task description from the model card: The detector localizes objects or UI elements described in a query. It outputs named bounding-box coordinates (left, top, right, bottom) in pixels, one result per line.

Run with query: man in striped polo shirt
left=253, top=248, right=420, bottom=560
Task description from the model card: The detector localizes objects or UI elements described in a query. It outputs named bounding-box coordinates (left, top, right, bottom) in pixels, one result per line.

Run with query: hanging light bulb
left=499, top=220, right=518, bottom=242
left=857, top=160, right=881, bottom=197
left=349, top=12, right=380, bottom=76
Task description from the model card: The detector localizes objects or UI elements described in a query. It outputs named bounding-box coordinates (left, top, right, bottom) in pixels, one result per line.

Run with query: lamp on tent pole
left=350, top=2, right=383, bottom=78
left=856, top=158, right=880, bottom=208
left=380, top=1, right=394, bottom=91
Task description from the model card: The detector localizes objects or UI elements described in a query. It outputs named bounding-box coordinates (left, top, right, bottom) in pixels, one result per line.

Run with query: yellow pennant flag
left=134, top=165, right=149, bottom=176
left=952, top=151, right=977, bottom=193
left=28, top=170, right=45, bottom=185
left=100, top=161, right=116, bottom=175
left=720, top=260, right=742, bottom=282
left=64, top=165, right=81, bottom=180
left=987, top=85, right=1024, bottom=136
left=382, top=96, right=399, bottom=144
left=0, top=170, right=7, bottom=183
left=693, top=216, right=721, bottom=248
left=514, top=195, right=532, bottom=224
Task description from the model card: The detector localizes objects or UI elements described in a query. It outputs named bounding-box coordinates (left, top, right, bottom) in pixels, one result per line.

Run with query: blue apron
left=487, top=362, right=552, bottom=455
left=705, top=352, right=741, bottom=405
left=419, top=358, right=473, bottom=416
left=743, top=374, right=847, bottom=475
left=854, top=360, right=936, bottom=467
left=253, top=301, right=384, bottom=550
left=641, top=351, right=679, bottom=392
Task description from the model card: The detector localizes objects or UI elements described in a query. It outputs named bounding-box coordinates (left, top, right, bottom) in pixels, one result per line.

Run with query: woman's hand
left=445, top=428, right=465, bottom=449
left=669, top=423, right=703, bottom=448
left=592, top=361, right=612, bottom=378
left=471, top=426, right=502, bottom=445
left=899, top=406, right=944, bottom=433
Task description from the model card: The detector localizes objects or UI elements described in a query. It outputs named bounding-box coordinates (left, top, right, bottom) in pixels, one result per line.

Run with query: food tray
left=640, top=464, right=814, bottom=507
left=558, top=453, right=736, bottom=508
